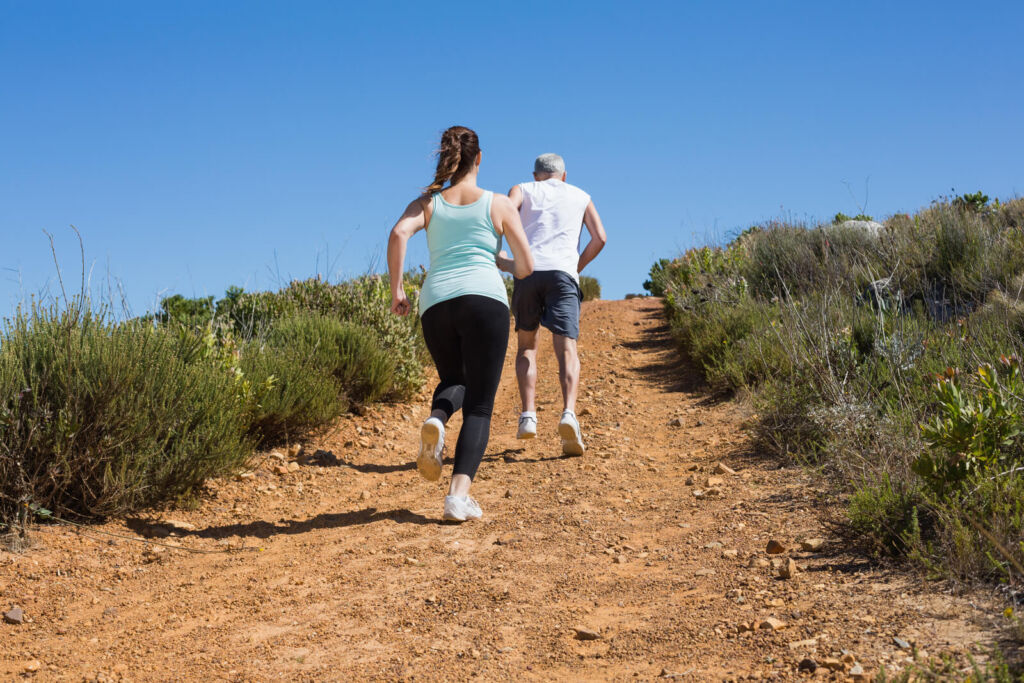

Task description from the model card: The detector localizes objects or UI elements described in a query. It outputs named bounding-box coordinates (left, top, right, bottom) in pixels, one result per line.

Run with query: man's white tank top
left=517, top=179, right=591, bottom=282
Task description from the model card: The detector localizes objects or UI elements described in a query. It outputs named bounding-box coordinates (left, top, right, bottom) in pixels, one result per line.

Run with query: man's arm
left=508, top=184, right=524, bottom=210
left=497, top=185, right=525, bottom=272
left=577, top=200, right=607, bottom=273
left=493, top=194, right=534, bottom=279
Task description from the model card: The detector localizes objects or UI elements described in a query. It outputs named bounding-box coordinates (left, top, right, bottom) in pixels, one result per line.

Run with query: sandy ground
left=0, top=297, right=1011, bottom=681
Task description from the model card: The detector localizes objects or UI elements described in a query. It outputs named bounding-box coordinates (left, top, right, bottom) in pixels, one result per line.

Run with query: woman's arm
left=387, top=198, right=427, bottom=316
left=492, top=194, right=533, bottom=279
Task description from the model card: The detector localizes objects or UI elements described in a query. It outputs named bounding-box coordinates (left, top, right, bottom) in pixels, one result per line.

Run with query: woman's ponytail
left=424, top=126, right=480, bottom=197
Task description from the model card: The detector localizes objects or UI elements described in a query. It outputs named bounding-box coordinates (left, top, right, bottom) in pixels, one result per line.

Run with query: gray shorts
left=511, top=270, right=582, bottom=339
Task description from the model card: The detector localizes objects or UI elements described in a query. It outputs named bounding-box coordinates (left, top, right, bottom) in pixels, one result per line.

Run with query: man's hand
left=495, top=250, right=515, bottom=273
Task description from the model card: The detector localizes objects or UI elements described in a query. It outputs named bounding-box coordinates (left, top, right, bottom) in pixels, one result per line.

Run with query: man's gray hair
left=534, top=153, right=565, bottom=174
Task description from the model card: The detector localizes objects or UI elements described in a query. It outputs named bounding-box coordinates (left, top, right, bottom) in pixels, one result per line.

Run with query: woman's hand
left=387, top=198, right=428, bottom=316
left=492, top=196, right=534, bottom=279
left=391, top=289, right=411, bottom=316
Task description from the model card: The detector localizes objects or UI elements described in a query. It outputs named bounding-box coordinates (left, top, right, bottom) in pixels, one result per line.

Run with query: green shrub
left=850, top=312, right=876, bottom=360
left=743, top=222, right=881, bottom=300
left=916, top=357, right=1024, bottom=495
left=953, top=191, right=990, bottom=213
left=266, top=314, right=395, bottom=405
left=928, top=472, right=1024, bottom=581
left=151, top=294, right=216, bottom=330
left=223, top=275, right=424, bottom=400
left=651, top=193, right=1024, bottom=583
left=833, top=212, right=874, bottom=223
left=0, top=301, right=251, bottom=525
left=753, top=378, right=830, bottom=462
left=579, top=275, right=601, bottom=301
left=0, top=268, right=432, bottom=532
left=673, top=297, right=784, bottom=393
left=847, top=474, right=930, bottom=556
left=240, top=313, right=397, bottom=445
left=643, top=258, right=671, bottom=296
left=240, top=343, right=343, bottom=446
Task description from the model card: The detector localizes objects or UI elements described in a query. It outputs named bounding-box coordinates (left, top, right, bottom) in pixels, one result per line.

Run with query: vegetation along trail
left=0, top=298, right=1007, bottom=680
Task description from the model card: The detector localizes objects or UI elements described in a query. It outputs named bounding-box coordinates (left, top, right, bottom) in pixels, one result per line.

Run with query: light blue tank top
left=418, top=190, right=509, bottom=315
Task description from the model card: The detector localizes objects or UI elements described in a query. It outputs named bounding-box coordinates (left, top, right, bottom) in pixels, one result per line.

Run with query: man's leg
left=552, top=334, right=580, bottom=414
left=515, top=328, right=540, bottom=413
left=542, top=273, right=584, bottom=455
left=511, top=273, right=544, bottom=439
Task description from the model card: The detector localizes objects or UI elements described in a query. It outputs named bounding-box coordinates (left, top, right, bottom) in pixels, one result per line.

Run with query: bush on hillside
left=650, top=194, right=1024, bottom=582
left=267, top=314, right=395, bottom=404
left=240, top=343, right=344, bottom=446
left=218, top=275, right=425, bottom=400
left=643, top=258, right=671, bottom=297
left=916, top=357, right=1024, bottom=495
left=152, top=274, right=426, bottom=401
left=210, top=312, right=400, bottom=446
left=153, top=294, right=216, bottom=330
left=0, top=268, right=433, bottom=532
left=953, top=191, right=990, bottom=214
left=239, top=313, right=398, bottom=446
left=579, top=275, right=601, bottom=301
left=0, top=301, right=252, bottom=527
left=833, top=212, right=874, bottom=223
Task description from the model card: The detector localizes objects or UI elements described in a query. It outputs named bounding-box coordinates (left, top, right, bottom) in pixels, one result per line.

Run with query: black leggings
left=420, top=295, right=509, bottom=480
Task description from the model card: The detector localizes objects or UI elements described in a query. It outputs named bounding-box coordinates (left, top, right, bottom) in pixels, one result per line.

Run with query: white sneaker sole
left=442, top=506, right=482, bottom=522
left=558, top=421, right=585, bottom=456
left=517, top=429, right=537, bottom=440
left=418, top=422, right=442, bottom=481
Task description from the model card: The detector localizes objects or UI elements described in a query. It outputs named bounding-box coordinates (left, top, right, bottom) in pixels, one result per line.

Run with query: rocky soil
left=0, top=298, right=1011, bottom=681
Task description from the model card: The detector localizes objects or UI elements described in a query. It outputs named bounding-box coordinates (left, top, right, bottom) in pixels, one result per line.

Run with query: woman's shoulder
left=488, top=190, right=513, bottom=210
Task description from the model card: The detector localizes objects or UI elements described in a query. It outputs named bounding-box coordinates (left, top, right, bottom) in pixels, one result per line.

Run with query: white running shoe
left=558, top=411, right=585, bottom=455
left=442, top=495, right=483, bottom=522
left=517, top=414, right=538, bottom=439
left=417, top=417, right=444, bottom=481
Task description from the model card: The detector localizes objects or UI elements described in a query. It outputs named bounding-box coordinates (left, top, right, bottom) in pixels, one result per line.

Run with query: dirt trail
left=0, top=298, right=1005, bottom=681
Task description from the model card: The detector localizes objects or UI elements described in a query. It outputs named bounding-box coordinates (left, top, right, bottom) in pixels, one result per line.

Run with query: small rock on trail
left=800, top=538, right=825, bottom=551
left=758, top=617, right=786, bottom=631
left=573, top=626, right=602, bottom=641
left=778, top=557, right=798, bottom=579
left=4, top=607, right=25, bottom=625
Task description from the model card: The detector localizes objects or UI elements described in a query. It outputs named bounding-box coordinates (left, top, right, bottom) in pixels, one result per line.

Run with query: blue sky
left=2, top=1, right=1022, bottom=314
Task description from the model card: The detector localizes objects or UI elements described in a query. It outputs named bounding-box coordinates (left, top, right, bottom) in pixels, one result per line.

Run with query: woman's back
left=419, top=190, right=508, bottom=315
left=386, top=124, right=535, bottom=522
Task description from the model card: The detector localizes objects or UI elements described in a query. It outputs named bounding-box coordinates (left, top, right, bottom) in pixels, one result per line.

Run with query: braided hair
left=424, top=126, right=480, bottom=197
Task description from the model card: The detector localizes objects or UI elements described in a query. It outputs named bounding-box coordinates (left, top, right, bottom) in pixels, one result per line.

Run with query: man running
left=496, top=153, right=607, bottom=455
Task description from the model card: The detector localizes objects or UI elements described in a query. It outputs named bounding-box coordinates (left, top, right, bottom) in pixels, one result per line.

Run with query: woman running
left=387, top=126, right=533, bottom=521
